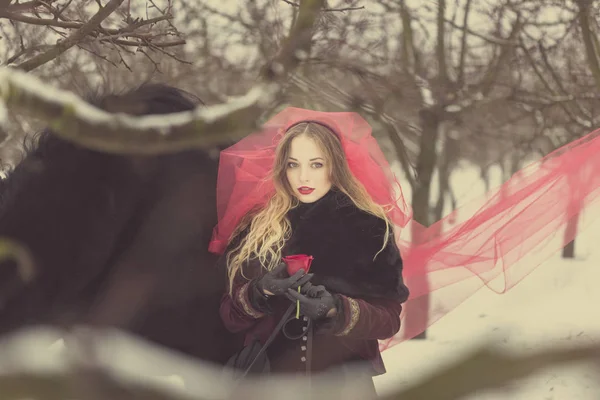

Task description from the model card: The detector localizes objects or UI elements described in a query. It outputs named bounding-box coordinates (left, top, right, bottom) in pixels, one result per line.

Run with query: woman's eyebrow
left=288, top=157, right=324, bottom=161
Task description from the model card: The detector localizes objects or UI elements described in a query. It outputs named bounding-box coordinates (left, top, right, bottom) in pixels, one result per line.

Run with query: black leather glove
left=255, top=262, right=313, bottom=296
left=285, top=282, right=339, bottom=321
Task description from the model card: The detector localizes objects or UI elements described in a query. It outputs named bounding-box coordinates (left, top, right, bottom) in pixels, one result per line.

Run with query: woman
left=217, top=118, right=409, bottom=393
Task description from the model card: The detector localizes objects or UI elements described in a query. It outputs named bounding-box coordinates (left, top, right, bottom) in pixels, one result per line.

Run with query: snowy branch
left=0, top=0, right=326, bottom=155
left=0, top=67, right=270, bottom=154
left=0, top=329, right=599, bottom=400
left=0, top=237, right=35, bottom=283
left=0, top=370, right=193, bottom=400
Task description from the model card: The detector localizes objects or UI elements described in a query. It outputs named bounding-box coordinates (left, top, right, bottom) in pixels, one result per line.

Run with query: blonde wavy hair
left=226, top=122, right=392, bottom=292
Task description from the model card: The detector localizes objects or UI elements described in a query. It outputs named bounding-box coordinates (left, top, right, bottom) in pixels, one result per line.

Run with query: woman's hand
left=256, top=262, right=313, bottom=296
left=285, top=282, right=339, bottom=320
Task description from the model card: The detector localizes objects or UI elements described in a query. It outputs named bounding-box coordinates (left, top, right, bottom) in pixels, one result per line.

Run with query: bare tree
left=2, top=1, right=600, bottom=399
left=0, top=0, right=184, bottom=71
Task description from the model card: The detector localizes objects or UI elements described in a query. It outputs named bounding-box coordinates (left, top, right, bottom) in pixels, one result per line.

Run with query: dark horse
left=0, top=84, right=237, bottom=378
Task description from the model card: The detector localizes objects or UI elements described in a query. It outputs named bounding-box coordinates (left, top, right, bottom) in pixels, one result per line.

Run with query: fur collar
left=283, top=189, right=408, bottom=301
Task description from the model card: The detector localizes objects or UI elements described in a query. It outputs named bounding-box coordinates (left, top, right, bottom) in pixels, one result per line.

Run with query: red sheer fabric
left=209, top=108, right=411, bottom=254
left=209, top=107, right=600, bottom=351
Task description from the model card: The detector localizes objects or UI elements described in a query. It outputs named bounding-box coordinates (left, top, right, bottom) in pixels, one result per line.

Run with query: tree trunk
left=411, top=109, right=440, bottom=227
left=433, top=134, right=457, bottom=222
left=510, top=151, right=520, bottom=175
left=562, top=175, right=580, bottom=259
left=433, top=166, right=449, bottom=223
left=405, top=109, right=440, bottom=340
left=562, top=236, right=576, bottom=258
left=480, top=165, right=490, bottom=193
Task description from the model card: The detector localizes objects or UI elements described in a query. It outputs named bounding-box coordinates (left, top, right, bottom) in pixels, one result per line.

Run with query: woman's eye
left=312, top=163, right=323, bottom=168
left=287, top=162, right=298, bottom=168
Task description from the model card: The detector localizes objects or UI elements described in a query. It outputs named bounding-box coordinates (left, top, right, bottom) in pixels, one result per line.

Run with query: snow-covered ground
left=375, top=222, right=600, bottom=398
left=374, top=162, right=600, bottom=399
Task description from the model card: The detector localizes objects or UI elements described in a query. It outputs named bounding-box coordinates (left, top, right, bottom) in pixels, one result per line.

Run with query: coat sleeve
left=219, top=277, right=268, bottom=333
left=327, top=295, right=403, bottom=340
left=318, top=225, right=410, bottom=340
left=217, top=223, right=271, bottom=333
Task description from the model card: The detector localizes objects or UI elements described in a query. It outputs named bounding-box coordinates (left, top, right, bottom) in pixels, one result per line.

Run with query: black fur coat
left=284, top=189, right=408, bottom=301
left=220, top=189, right=409, bottom=375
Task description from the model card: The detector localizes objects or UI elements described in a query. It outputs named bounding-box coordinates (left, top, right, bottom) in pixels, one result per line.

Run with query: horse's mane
left=0, top=83, right=204, bottom=208
left=0, top=82, right=238, bottom=370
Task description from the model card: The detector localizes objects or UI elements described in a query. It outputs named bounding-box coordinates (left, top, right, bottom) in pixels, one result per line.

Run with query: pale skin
left=262, top=133, right=332, bottom=297
left=279, top=133, right=337, bottom=317
left=285, top=133, right=333, bottom=204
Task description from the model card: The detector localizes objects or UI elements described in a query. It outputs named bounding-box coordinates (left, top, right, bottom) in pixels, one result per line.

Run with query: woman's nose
left=299, top=167, right=309, bottom=182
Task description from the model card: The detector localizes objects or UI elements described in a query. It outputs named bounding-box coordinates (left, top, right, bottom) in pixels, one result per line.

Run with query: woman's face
left=285, top=134, right=332, bottom=203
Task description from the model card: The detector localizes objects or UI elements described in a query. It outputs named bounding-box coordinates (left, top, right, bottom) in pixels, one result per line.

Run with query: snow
left=415, top=75, right=435, bottom=107
left=375, top=227, right=600, bottom=398
left=373, top=162, right=600, bottom=399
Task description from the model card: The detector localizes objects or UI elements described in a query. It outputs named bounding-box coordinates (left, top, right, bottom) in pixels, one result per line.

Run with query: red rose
left=282, top=254, right=314, bottom=276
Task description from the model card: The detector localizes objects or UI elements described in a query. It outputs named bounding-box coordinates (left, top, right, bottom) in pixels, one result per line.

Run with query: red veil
left=209, top=107, right=600, bottom=351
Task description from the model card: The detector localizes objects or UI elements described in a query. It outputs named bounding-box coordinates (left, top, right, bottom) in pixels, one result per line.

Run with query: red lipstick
left=298, top=186, right=315, bottom=195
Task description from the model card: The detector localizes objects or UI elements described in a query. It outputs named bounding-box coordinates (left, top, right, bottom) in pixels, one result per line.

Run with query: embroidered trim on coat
left=336, top=297, right=360, bottom=336
left=237, top=282, right=265, bottom=319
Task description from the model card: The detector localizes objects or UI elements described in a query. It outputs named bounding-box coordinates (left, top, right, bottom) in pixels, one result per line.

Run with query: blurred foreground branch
left=0, top=67, right=271, bottom=154
left=0, top=0, right=325, bottom=155
left=0, top=328, right=598, bottom=400
left=0, top=237, right=35, bottom=308
left=0, top=370, right=191, bottom=400
left=0, top=237, right=35, bottom=283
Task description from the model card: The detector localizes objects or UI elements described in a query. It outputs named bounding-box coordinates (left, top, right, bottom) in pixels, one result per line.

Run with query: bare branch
left=280, top=0, right=364, bottom=12
left=399, top=1, right=418, bottom=74
left=55, top=0, right=73, bottom=20
left=77, top=42, right=121, bottom=69
left=576, top=0, right=600, bottom=89
left=379, top=118, right=417, bottom=187
left=0, top=10, right=89, bottom=29
left=479, top=14, right=522, bottom=95
left=0, top=0, right=325, bottom=156
left=15, top=0, right=125, bottom=71
left=457, top=0, right=473, bottom=86
left=138, top=48, right=162, bottom=73
left=436, top=0, right=448, bottom=85
left=98, top=38, right=185, bottom=48
left=445, top=16, right=518, bottom=46
left=262, top=0, right=324, bottom=78
left=0, top=9, right=175, bottom=38
left=518, top=40, right=594, bottom=128
left=144, top=41, right=192, bottom=64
